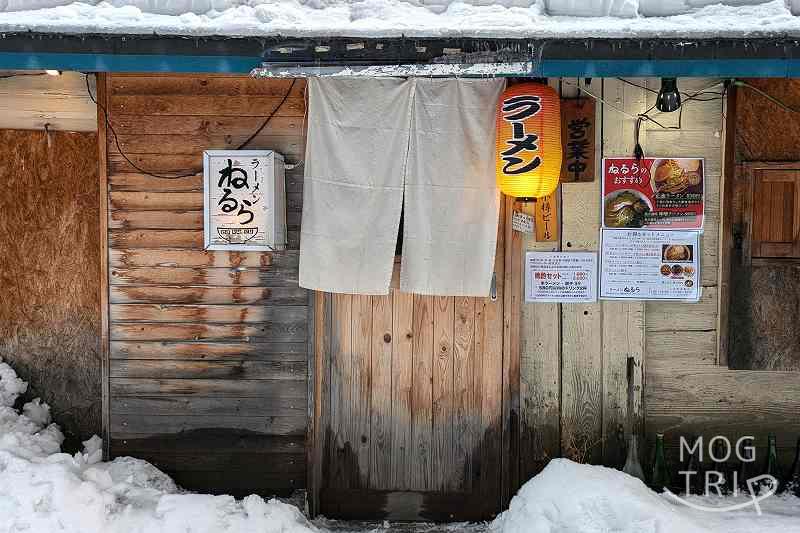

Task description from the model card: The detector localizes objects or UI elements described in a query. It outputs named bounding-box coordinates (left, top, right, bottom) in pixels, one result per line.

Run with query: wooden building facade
left=97, top=74, right=309, bottom=496
left=4, top=69, right=800, bottom=521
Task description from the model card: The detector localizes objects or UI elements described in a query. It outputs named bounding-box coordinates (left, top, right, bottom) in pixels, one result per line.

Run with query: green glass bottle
left=784, top=437, right=800, bottom=496
left=711, top=439, right=730, bottom=495
left=736, top=437, right=756, bottom=495
left=680, top=436, right=701, bottom=495
left=759, top=435, right=779, bottom=494
left=650, top=433, right=670, bottom=493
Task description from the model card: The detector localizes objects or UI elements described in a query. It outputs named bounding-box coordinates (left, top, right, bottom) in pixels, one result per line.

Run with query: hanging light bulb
left=656, top=78, right=681, bottom=113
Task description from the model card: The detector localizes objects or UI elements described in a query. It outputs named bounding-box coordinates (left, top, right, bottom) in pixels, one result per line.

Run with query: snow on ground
left=491, top=458, right=800, bottom=533
left=3, top=355, right=800, bottom=533
left=0, top=0, right=799, bottom=39
left=0, top=356, right=319, bottom=533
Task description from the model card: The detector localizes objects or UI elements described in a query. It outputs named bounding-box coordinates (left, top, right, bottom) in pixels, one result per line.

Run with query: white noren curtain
left=299, top=77, right=413, bottom=295
left=400, top=78, right=505, bottom=296
left=300, top=77, right=505, bottom=296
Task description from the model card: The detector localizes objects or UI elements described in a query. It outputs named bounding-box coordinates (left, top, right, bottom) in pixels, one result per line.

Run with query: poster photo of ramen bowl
left=650, top=158, right=703, bottom=195
left=603, top=189, right=653, bottom=228
left=662, top=244, right=693, bottom=263
left=602, top=157, right=705, bottom=230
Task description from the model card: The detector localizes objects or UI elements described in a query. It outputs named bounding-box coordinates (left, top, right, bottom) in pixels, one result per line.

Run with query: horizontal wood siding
left=643, top=79, right=800, bottom=470
left=0, top=71, right=97, bottom=132
left=104, top=74, right=308, bottom=497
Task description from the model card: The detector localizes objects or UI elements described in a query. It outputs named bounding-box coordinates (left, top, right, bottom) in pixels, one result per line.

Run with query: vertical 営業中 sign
left=560, top=98, right=596, bottom=183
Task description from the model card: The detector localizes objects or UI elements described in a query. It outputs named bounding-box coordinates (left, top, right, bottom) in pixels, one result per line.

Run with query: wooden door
left=311, top=210, right=509, bottom=521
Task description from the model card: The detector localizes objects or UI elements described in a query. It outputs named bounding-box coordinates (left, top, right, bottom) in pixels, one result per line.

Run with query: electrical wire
left=734, top=80, right=800, bottom=115
left=616, top=77, right=725, bottom=101
left=85, top=74, right=298, bottom=179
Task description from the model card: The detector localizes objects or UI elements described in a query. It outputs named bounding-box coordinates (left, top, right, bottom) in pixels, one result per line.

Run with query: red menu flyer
left=602, top=157, right=704, bottom=230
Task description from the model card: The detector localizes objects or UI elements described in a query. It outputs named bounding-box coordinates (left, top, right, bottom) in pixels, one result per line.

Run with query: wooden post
left=717, top=83, right=737, bottom=367
left=96, top=72, right=111, bottom=460
left=599, top=78, right=646, bottom=469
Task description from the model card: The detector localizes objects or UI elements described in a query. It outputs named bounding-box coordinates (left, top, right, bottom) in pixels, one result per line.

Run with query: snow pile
left=0, top=356, right=319, bottom=533
left=491, top=458, right=800, bottom=533
left=0, top=0, right=798, bottom=38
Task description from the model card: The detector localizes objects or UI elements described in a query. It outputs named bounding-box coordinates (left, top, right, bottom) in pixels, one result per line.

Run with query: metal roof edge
left=0, top=33, right=798, bottom=76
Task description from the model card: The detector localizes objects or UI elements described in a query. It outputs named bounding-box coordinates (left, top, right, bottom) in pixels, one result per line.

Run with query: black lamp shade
left=656, top=78, right=681, bottom=113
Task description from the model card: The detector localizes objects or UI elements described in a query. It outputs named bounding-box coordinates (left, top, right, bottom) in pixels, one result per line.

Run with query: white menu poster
left=525, top=252, right=598, bottom=303
left=600, top=229, right=701, bottom=301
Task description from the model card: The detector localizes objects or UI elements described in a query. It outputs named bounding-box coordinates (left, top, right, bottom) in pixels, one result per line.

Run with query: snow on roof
left=0, top=0, right=799, bottom=40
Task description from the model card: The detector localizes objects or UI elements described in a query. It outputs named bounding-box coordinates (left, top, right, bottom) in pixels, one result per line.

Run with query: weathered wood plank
left=390, top=291, right=414, bottom=490
left=111, top=414, right=306, bottom=436
left=111, top=395, right=305, bottom=416
left=109, top=209, right=301, bottom=230
left=479, top=204, right=505, bottom=500
left=110, top=191, right=302, bottom=212
left=519, top=193, right=560, bottom=480
left=502, top=196, right=522, bottom=501
left=110, top=378, right=306, bottom=397
left=410, top=294, right=434, bottom=491
left=646, top=368, right=800, bottom=443
left=111, top=304, right=306, bottom=323
left=110, top=321, right=307, bottom=342
left=98, top=73, right=111, bottom=458
left=109, top=114, right=303, bottom=136
left=109, top=285, right=307, bottom=305
left=108, top=170, right=303, bottom=193
left=601, top=78, right=647, bottom=470
left=109, top=191, right=203, bottom=210
left=109, top=133, right=302, bottom=157
left=109, top=172, right=202, bottom=191
left=110, top=95, right=305, bottom=117
left=110, top=340, right=307, bottom=359
left=109, top=229, right=202, bottom=248
left=109, top=228, right=300, bottom=249
left=109, top=153, right=204, bottom=174
left=110, top=76, right=305, bottom=97
left=432, top=296, right=454, bottom=492
left=112, top=433, right=304, bottom=455
left=351, top=295, right=373, bottom=487
left=109, top=210, right=202, bottom=230
left=132, top=452, right=306, bottom=473
left=369, top=293, right=393, bottom=490
left=109, top=266, right=299, bottom=287
left=645, top=330, right=718, bottom=368
left=560, top=218, right=603, bottom=455
left=452, top=296, right=475, bottom=492
left=311, top=291, right=331, bottom=515
left=109, top=248, right=296, bottom=268
left=0, top=71, right=96, bottom=132
left=645, top=286, right=718, bottom=332
left=329, top=293, right=353, bottom=489
left=560, top=79, right=603, bottom=465
left=110, top=359, right=306, bottom=380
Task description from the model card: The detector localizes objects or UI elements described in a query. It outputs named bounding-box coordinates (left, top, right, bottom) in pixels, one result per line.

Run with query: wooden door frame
left=308, top=196, right=522, bottom=518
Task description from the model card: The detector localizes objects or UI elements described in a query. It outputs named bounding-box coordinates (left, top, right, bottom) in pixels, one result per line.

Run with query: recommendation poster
left=600, top=229, right=701, bottom=301
left=525, top=252, right=598, bottom=303
left=602, top=157, right=704, bottom=230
